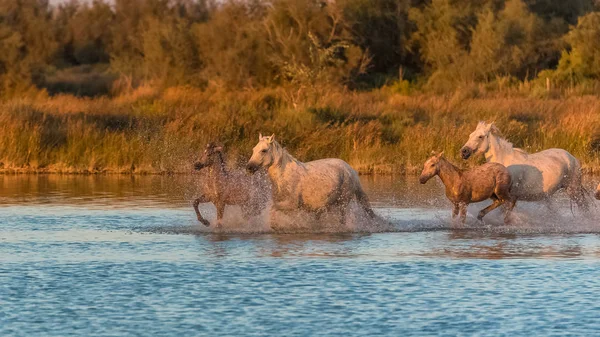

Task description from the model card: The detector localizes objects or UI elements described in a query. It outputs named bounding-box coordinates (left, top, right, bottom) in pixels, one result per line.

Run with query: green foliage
left=409, top=0, right=472, bottom=86
left=0, top=0, right=58, bottom=94
left=0, top=0, right=600, bottom=96
left=547, top=12, right=600, bottom=85
left=192, top=1, right=273, bottom=87
left=469, top=0, right=543, bottom=80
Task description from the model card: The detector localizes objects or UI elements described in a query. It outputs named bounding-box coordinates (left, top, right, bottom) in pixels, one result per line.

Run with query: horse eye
left=261, top=149, right=267, bottom=153
left=479, top=135, right=484, bottom=139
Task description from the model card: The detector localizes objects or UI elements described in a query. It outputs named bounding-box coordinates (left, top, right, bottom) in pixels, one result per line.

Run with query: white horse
left=460, top=122, right=589, bottom=210
left=246, top=134, right=375, bottom=226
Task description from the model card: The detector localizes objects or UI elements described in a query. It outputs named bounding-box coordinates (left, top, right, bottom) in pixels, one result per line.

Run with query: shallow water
left=2, top=174, right=600, bottom=336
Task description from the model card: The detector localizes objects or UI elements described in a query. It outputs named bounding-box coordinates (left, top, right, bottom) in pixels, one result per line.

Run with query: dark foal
left=193, top=143, right=269, bottom=227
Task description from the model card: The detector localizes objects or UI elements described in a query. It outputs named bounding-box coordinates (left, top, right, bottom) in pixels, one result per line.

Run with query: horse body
left=460, top=122, right=588, bottom=209
left=246, top=134, right=375, bottom=225
left=499, top=148, right=575, bottom=201
left=270, top=158, right=364, bottom=213
left=420, top=152, right=515, bottom=224
left=193, top=143, right=269, bottom=227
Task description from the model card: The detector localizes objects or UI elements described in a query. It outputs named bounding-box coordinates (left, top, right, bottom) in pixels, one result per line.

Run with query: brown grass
left=1, top=85, right=600, bottom=175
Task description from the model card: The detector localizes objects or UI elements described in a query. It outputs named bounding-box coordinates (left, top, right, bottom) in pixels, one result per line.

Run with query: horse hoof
left=199, top=218, right=210, bottom=227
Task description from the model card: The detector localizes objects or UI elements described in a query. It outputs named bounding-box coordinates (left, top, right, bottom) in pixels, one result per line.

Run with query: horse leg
left=215, top=202, right=226, bottom=228
left=544, top=197, right=557, bottom=213
left=193, top=196, right=211, bottom=227
left=241, top=204, right=255, bottom=223
left=503, top=198, right=517, bottom=224
left=270, top=200, right=298, bottom=231
left=566, top=168, right=590, bottom=213
left=452, top=203, right=459, bottom=219
left=458, top=203, right=468, bottom=225
left=493, top=181, right=514, bottom=223
left=566, top=184, right=590, bottom=213
left=477, top=196, right=504, bottom=221
left=339, top=204, right=347, bottom=224
left=355, top=189, right=376, bottom=218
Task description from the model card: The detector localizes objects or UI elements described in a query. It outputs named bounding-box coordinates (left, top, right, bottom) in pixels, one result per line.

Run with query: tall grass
left=1, top=85, right=600, bottom=174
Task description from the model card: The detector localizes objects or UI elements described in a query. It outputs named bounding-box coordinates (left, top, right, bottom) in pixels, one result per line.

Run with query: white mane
left=270, top=140, right=304, bottom=169
left=489, top=131, right=528, bottom=155
left=478, top=122, right=527, bottom=155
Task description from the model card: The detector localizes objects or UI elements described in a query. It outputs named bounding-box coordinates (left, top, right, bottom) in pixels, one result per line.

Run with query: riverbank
left=2, top=85, right=600, bottom=175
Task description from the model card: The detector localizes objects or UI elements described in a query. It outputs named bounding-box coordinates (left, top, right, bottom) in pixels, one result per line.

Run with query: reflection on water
left=2, top=175, right=600, bottom=336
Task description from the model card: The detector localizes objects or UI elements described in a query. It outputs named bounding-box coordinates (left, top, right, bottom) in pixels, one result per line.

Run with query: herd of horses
left=192, top=121, right=600, bottom=228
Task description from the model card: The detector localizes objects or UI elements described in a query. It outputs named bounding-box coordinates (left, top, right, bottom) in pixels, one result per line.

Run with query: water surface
left=2, top=175, right=600, bottom=336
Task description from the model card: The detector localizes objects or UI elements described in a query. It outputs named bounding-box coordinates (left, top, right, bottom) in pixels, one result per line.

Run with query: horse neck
left=268, top=142, right=302, bottom=189
left=437, top=158, right=462, bottom=190
left=208, top=153, right=227, bottom=180
left=485, top=133, right=523, bottom=165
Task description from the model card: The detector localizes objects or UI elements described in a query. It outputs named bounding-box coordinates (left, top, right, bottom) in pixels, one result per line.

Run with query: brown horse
left=596, top=183, right=600, bottom=200
left=193, top=143, right=269, bottom=227
left=419, top=152, right=516, bottom=224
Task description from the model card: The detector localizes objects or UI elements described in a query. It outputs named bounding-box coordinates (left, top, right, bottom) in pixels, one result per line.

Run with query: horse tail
left=581, top=186, right=599, bottom=210
left=355, top=187, right=376, bottom=218
left=565, top=155, right=590, bottom=212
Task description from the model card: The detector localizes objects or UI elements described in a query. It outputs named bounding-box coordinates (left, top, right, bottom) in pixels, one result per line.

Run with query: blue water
left=2, top=175, right=600, bottom=336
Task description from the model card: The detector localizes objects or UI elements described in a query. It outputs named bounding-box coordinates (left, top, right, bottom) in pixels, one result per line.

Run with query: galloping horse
left=460, top=122, right=589, bottom=210
left=420, top=151, right=515, bottom=224
left=193, top=143, right=269, bottom=227
left=246, top=134, right=375, bottom=226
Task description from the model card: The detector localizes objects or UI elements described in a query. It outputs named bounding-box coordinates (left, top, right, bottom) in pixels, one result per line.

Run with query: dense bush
left=2, top=0, right=600, bottom=96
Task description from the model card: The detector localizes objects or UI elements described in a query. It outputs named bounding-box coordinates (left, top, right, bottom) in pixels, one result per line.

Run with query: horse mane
left=208, top=143, right=228, bottom=174
left=487, top=124, right=528, bottom=155
left=439, top=155, right=463, bottom=174
left=270, top=140, right=303, bottom=168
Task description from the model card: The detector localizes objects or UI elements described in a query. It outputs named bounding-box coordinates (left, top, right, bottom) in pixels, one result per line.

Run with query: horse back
left=522, top=148, right=579, bottom=171
left=299, top=158, right=360, bottom=208
left=464, top=162, right=510, bottom=200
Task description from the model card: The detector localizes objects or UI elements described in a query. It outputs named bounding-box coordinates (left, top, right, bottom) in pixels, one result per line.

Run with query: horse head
left=420, top=151, right=444, bottom=184
left=246, top=133, right=276, bottom=174
left=460, top=121, right=498, bottom=159
left=194, top=143, right=224, bottom=170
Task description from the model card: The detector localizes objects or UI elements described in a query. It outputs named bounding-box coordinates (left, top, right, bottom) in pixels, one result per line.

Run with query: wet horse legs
left=193, top=196, right=211, bottom=227
left=477, top=196, right=505, bottom=221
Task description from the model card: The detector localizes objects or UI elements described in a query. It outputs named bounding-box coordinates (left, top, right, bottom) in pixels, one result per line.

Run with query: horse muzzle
left=419, top=175, right=429, bottom=184
left=460, top=147, right=473, bottom=160
left=246, top=163, right=259, bottom=174
left=194, top=162, right=207, bottom=170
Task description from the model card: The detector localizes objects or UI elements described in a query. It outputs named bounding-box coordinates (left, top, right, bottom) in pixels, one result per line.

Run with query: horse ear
left=430, top=150, right=437, bottom=156
left=259, top=133, right=263, bottom=140
left=437, top=151, right=444, bottom=158
left=268, top=134, right=275, bottom=143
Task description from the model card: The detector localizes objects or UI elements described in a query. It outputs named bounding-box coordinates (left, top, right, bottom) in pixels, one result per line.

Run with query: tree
left=546, top=12, right=600, bottom=84
left=0, top=0, right=58, bottom=93
left=469, top=0, right=543, bottom=81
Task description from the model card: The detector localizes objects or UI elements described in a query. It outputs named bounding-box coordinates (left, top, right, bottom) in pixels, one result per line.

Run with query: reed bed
left=2, top=86, right=599, bottom=175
